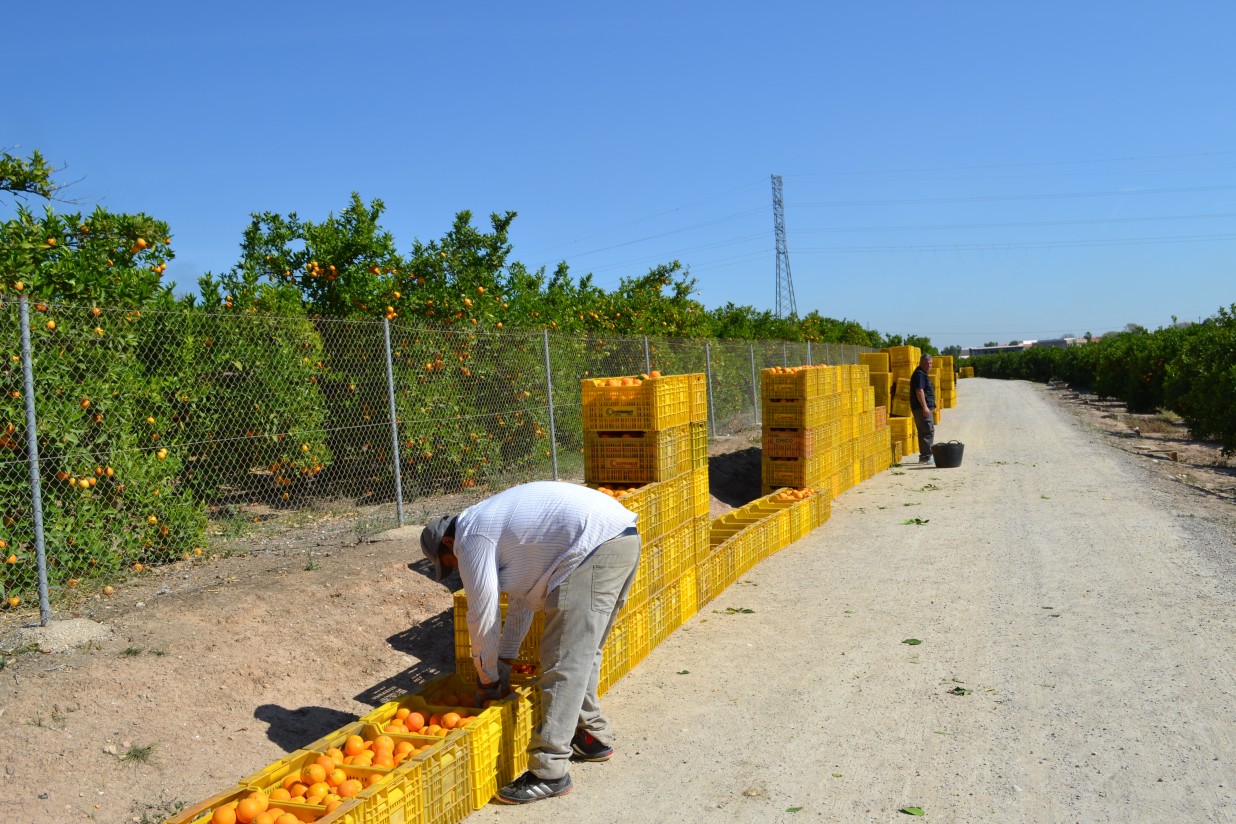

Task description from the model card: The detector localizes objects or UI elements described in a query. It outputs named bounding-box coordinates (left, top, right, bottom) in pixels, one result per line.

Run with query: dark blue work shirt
left=910, top=366, right=935, bottom=413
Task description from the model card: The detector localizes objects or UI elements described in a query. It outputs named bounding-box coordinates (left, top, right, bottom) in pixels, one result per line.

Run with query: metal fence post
left=749, top=343, right=759, bottom=428
left=643, top=336, right=651, bottom=375
left=542, top=329, right=559, bottom=480
left=782, top=342, right=788, bottom=367
left=704, top=342, right=717, bottom=438
left=18, top=296, right=51, bottom=626
left=806, top=340, right=812, bottom=365
left=381, top=318, right=405, bottom=527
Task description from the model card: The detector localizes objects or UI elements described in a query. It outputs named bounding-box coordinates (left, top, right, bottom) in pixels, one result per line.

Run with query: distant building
left=968, top=342, right=1035, bottom=357
left=969, top=337, right=1094, bottom=356
left=1034, top=337, right=1091, bottom=349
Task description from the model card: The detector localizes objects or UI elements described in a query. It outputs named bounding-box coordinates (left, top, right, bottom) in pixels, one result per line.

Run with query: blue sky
left=6, top=1, right=1234, bottom=349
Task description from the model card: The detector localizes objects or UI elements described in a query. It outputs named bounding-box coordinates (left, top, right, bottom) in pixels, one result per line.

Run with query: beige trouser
left=527, top=527, right=640, bottom=780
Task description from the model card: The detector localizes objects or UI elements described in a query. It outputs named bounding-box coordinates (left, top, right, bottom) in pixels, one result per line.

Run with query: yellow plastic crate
left=859, top=351, right=889, bottom=373
left=622, top=604, right=651, bottom=673
left=420, top=672, right=536, bottom=795
left=696, top=539, right=736, bottom=604
left=675, top=567, right=698, bottom=624
left=691, top=514, right=710, bottom=563
left=762, top=454, right=828, bottom=489
left=584, top=424, right=695, bottom=484
left=360, top=690, right=504, bottom=812
left=687, top=373, right=708, bottom=423
left=762, top=424, right=839, bottom=459
left=690, top=420, right=708, bottom=469
left=169, top=786, right=363, bottom=824
left=761, top=366, right=818, bottom=400
left=582, top=374, right=690, bottom=432
left=453, top=591, right=544, bottom=682
left=690, top=466, right=710, bottom=518
left=762, top=393, right=842, bottom=428
left=598, top=617, right=629, bottom=695
left=648, top=579, right=683, bottom=646
left=886, top=345, right=921, bottom=367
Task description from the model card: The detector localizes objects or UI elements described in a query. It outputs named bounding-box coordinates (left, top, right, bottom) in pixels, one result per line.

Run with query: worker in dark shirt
left=910, top=354, right=936, bottom=463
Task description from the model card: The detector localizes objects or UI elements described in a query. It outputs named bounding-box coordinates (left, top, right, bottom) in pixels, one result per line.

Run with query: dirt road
left=2, top=378, right=1234, bottom=823
left=473, top=378, right=1236, bottom=823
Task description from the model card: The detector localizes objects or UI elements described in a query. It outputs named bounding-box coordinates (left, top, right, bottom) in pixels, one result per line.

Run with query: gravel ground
left=471, top=378, right=1236, bottom=824
left=1, top=378, right=1233, bottom=824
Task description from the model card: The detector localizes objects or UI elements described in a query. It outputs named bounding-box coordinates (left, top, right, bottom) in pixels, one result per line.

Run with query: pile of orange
left=207, top=787, right=340, bottom=824
left=380, top=704, right=477, bottom=737
left=590, top=483, right=644, bottom=498
left=588, top=370, right=661, bottom=388
left=765, top=365, right=823, bottom=374
left=771, top=487, right=818, bottom=503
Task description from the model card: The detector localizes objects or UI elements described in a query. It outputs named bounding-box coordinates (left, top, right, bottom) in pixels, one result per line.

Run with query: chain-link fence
left=0, top=296, right=873, bottom=622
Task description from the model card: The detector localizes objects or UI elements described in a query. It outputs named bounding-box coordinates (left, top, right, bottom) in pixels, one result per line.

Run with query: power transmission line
left=772, top=174, right=796, bottom=318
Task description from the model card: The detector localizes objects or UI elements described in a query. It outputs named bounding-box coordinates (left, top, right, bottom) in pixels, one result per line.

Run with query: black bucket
left=931, top=440, right=965, bottom=468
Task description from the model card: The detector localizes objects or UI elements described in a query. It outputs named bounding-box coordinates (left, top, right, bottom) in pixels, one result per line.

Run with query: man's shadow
left=255, top=560, right=460, bottom=752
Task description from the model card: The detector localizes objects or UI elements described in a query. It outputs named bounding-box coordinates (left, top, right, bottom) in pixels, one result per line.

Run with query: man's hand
left=477, top=659, right=514, bottom=702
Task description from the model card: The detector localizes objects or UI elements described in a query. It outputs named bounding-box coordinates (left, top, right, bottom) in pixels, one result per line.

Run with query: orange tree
left=0, top=151, right=203, bottom=599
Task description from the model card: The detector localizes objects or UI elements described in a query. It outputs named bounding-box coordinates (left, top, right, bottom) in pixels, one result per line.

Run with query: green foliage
left=0, top=150, right=925, bottom=604
left=973, top=309, right=1236, bottom=453
left=0, top=150, right=61, bottom=201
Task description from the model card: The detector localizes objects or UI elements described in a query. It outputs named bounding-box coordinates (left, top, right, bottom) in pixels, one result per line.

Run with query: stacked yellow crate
left=937, top=354, right=957, bottom=408
left=959, top=365, right=975, bottom=379
left=759, top=364, right=839, bottom=494
left=577, top=372, right=709, bottom=695
left=928, top=366, right=942, bottom=425
left=886, top=345, right=921, bottom=389
left=698, top=487, right=831, bottom=605
left=453, top=373, right=707, bottom=699
left=879, top=346, right=920, bottom=459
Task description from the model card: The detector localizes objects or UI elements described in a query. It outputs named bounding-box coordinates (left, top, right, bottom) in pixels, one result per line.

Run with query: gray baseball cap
left=419, top=515, right=456, bottom=581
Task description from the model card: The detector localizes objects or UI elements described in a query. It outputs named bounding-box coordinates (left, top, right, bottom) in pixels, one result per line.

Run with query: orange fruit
left=302, top=763, right=327, bottom=785
left=274, top=815, right=299, bottom=824
left=234, top=798, right=262, bottom=823
left=441, top=712, right=461, bottom=730
left=253, top=814, right=276, bottom=824
left=280, top=774, right=301, bottom=791
left=267, top=788, right=290, bottom=801
left=337, top=779, right=363, bottom=798
left=246, top=791, right=268, bottom=813
left=327, top=768, right=347, bottom=787
left=405, top=711, right=425, bottom=732
left=287, top=782, right=308, bottom=798
left=394, top=708, right=411, bottom=721
left=326, top=747, right=345, bottom=764
left=372, top=735, right=394, bottom=752
left=343, top=735, right=366, bottom=757
left=307, top=782, right=330, bottom=798
left=365, top=773, right=383, bottom=787
left=211, top=807, right=237, bottom=824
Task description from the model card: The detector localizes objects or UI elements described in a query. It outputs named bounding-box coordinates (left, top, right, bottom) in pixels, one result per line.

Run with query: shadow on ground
left=255, top=704, right=361, bottom=753
left=709, top=447, right=763, bottom=508
left=353, top=606, right=456, bottom=709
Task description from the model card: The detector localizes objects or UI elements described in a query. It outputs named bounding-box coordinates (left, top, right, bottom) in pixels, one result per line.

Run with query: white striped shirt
left=454, top=481, right=638, bottom=684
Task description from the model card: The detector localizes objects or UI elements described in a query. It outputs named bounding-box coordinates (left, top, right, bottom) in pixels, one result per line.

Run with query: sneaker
left=571, top=729, right=614, bottom=762
left=919, top=455, right=933, bottom=464
left=494, top=771, right=573, bottom=804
